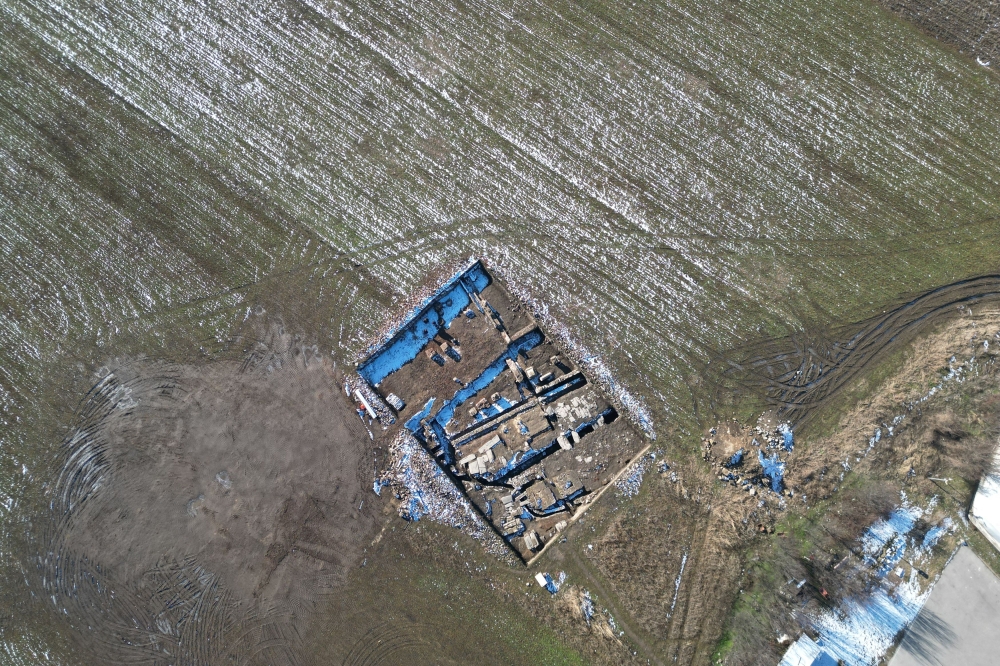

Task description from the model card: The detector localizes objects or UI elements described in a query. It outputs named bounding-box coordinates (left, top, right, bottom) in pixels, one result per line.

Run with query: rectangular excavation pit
left=357, top=259, right=646, bottom=561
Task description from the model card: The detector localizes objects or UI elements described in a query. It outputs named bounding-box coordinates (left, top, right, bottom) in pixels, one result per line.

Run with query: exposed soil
left=717, top=304, right=1000, bottom=665
left=41, top=324, right=380, bottom=665
left=787, top=303, right=1000, bottom=501
left=366, top=264, right=646, bottom=561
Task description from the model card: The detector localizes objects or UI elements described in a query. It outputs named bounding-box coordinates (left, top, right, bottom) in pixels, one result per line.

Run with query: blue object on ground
left=358, top=262, right=489, bottom=385
left=758, top=450, right=786, bottom=492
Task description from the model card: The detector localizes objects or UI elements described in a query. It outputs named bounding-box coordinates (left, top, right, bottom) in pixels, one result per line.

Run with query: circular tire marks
left=34, top=324, right=377, bottom=666
left=342, top=621, right=446, bottom=666
left=37, top=363, right=304, bottom=666
left=720, top=275, right=1000, bottom=429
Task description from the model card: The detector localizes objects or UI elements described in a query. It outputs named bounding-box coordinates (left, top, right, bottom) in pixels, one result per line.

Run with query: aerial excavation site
left=355, top=260, right=645, bottom=561
left=8, top=0, right=1000, bottom=664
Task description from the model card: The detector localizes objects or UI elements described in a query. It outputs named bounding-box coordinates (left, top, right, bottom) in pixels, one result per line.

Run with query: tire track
left=720, top=274, right=1000, bottom=429
left=570, top=548, right=666, bottom=666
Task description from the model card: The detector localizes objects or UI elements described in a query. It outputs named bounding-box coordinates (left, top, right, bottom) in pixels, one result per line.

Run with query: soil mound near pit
left=42, top=342, right=377, bottom=665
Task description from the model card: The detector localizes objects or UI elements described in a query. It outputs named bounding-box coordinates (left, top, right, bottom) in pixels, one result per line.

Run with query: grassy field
left=3, top=0, right=1000, bottom=663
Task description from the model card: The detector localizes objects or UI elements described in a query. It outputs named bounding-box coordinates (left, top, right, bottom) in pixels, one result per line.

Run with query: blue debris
left=358, top=262, right=490, bottom=385
left=488, top=445, right=551, bottom=482
left=432, top=330, right=543, bottom=428
left=537, top=372, right=586, bottom=401
left=404, top=398, right=435, bottom=434
left=536, top=572, right=558, bottom=594
left=780, top=424, right=794, bottom=451
left=725, top=450, right=744, bottom=468
left=758, top=450, right=786, bottom=492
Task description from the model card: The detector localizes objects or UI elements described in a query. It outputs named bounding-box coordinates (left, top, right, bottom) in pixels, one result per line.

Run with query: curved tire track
left=720, top=274, right=1000, bottom=429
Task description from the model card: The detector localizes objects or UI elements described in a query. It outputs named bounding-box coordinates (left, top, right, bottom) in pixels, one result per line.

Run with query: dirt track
left=36, top=325, right=378, bottom=666
left=720, top=275, right=1000, bottom=430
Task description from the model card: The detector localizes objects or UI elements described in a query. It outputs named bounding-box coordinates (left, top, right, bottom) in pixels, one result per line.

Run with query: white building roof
left=970, top=450, right=1000, bottom=552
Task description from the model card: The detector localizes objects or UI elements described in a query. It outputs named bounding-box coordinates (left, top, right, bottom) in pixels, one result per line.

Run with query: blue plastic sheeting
left=780, top=424, right=795, bottom=451
left=725, top=450, right=744, bottom=468
left=404, top=398, right=436, bottom=433
left=486, top=443, right=554, bottom=482
left=537, top=373, right=586, bottom=402
left=475, top=396, right=515, bottom=421
left=358, top=262, right=490, bottom=385
left=758, top=450, right=786, bottom=492
left=427, top=418, right=454, bottom=463
left=432, top=330, right=543, bottom=429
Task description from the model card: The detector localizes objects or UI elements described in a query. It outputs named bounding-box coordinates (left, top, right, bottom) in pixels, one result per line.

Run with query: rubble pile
left=380, top=432, right=512, bottom=560
left=703, top=421, right=795, bottom=499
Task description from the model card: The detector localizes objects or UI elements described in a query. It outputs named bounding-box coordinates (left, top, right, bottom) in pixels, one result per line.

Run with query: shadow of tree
left=898, top=606, right=957, bottom=666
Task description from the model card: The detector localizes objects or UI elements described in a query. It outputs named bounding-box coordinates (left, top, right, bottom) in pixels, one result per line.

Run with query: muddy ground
left=31, top=283, right=1000, bottom=666
left=41, top=324, right=380, bottom=665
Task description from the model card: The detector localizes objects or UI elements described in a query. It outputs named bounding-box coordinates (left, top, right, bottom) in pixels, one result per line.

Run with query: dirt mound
left=42, top=327, right=378, bottom=665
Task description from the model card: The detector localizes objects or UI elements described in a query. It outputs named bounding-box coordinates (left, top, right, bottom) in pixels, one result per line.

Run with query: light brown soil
left=788, top=304, right=1000, bottom=499
left=46, top=324, right=380, bottom=665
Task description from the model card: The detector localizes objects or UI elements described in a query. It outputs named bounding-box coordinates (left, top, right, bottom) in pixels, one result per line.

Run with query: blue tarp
left=404, top=398, right=436, bottom=433
left=758, top=450, right=786, bottom=492
left=358, top=262, right=490, bottom=385
left=432, top=329, right=543, bottom=428
left=780, top=424, right=795, bottom=451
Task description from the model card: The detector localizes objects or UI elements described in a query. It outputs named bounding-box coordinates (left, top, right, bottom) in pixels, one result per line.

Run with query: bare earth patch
left=46, top=326, right=378, bottom=665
